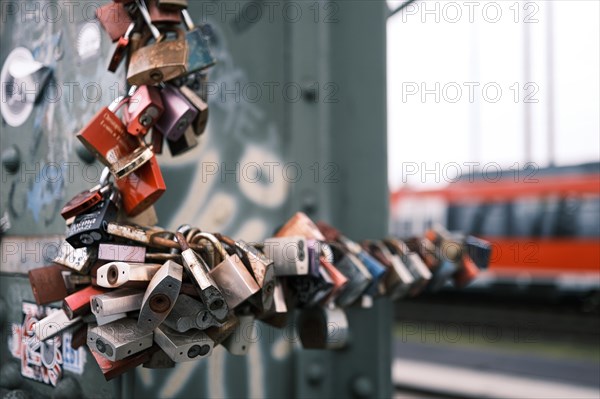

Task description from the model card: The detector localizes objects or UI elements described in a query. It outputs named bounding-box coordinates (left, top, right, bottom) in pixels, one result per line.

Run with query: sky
left=387, top=0, right=600, bottom=190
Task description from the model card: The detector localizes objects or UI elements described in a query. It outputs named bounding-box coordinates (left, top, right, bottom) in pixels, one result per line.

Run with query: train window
left=478, top=202, right=510, bottom=237
left=532, top=196, right=560, bottom=237
left=554, top=196, right=581, bottom=237
left=576, top=196, right=600, bottom=237
left=447, top=204, right=480, bottom=234
left=511, top=197, right=542, bottom=237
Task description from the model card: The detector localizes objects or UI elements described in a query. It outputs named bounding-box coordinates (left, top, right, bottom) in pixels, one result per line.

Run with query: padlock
left=53, top=241, right=97, bottom=274
left=91, top=288, right=145, bottom=318
left=28, top=265, right=69, bottom=305
left=150, top=128, right=164, bottom=154
left=196, top=233, right=260, bottom=309
left=298, top=305, right=349, bottom=350
left=222, top=314, right=256, bottom=356
left=71, top=324, right=88, bottom=349
left=204, top=314, right=239, bottom=345
left=96, top=2, right=133, bottom=42
left=34, top=309, right=82, bottom=342
left=77, top=95, right=139, bottom=168
left=263, top=236, right=309, bottom=276
left=329, top=245, right=372, bottom=307
left=115, top=155, right=166, bottom=216
left=109, top=144, right=155, bottom=179
left=65, top=195, right=118, bottom=249
left=166, top=126, right=198, bottom=156
left=157, top=0, right=188, bottom=10
left=318, top=257, right=348, bottom=304
left=426, top=225, right=463, bottom=263
left=275, top=212, right=325, bottom=240
left=125, top=85, right=164, bottom=136
left=142, top=348, right=176, bottom=369
left=384, top=238, right=431, bottom=295
left=179, top=85, right=209, bottom=136
left=91, top=346, right=158, bottom=381
left=138, top=260, right=182, bottom=331
left=63, top=272, right=92, bottom=287
left=180, top=9, right=216, bottom=74
left=154, top=325, right=214, bottom=362
left=408, top=237, right=441, bottom=270
left=63, top=286, right=108, bottom=319
left=453, top=253, right=480, bottom=288
left=258, top=280, right=288, bottom=328
left=465, top=235, right=492, bottom=270
left=428, top=259, right=459, bottom=292
left=155, top=85, right=198, bottom=141
left=364, top=241, right=413, bottom=300
left=95, top=312, right=128, bottom=327
left=127, top=4, right=188, bottom=86
left=98, top=243, right=147, bottom=263
left=317, top=221, right=386, bottom=295
left=88, top=318, right=154, bottom=361
left=61, top=168, right=111, bottom=219
left=236, top=240, right=276, bottom=312
left=105, top=222, right=161, bottom=246
left=96, top=262, right=162, bottom=288
left=175, top=232, right=229, bottom=321
left=148, top=0, right=182, bottom=24
left=108, top=22, right=136, bottom=73
left=307, top=268, right=335, bottom=306
left=164, top=294, right=222, bottom=332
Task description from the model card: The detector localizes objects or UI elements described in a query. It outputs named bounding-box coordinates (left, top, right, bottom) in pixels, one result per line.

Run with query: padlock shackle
left=108, top=95, right=129, bottom=113
left=136, top=0, right=162, bottom=39
left=181, top=8, right=195, bottom=31
left=194, top=233, right=227, bottom=264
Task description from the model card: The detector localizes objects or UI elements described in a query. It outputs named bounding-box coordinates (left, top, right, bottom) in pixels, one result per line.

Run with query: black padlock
left=66, top=196, right=118, bottom=248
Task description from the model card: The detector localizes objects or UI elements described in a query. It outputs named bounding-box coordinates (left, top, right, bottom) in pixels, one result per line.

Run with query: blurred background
left=387, top=1, right=599, bottom=397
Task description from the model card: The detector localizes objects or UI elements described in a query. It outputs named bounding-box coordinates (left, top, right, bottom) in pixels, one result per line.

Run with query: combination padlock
left=180, top=9, right=216, bottom=74
left=127, top=2, right=188, bottom=85
left=195, top=233, right=260, bottom=309
left=137, top=260, right=183, bottom=331
left=96, top=2, right=133, bottom=42
left=263, top=236, right=309, bottom=276
left=125, top=85, right=164, bottom=136
left=175, top=233, right=229, bottom=321
left=76, top=95, right=139, bottom=168
left=65, top=191, right=118, bottom=249
left=155, top=85, right=198, bottom=141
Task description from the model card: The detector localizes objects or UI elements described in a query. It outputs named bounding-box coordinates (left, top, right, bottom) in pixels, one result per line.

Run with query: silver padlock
left=164, top=294, right=222, bottom=332
left=332, top=248, right=373, bottom=307
left=87, top=318, right=154, bottom=361
left=175, top=232, right=229, bottom=321
left=385, top=238, right=432, bottom=294
left=154, top=324, right=214, bottom=363
left=91, top=288, right=145, bottom=318
left=222, top=314, right=256, bottom=356
left=95, top=312, right=127, bottom=326
left=96, top=262, right=162, bottom=288
left=34, top=309, right=82, bottom=342
left=137, top=260, right=183, bottom=331
left=263, top=236, right=309, bottom=276
left=236, top=240, right=276, bottom=312
left=298, top=305, right=349, bottom=350
left=195, top=233, right=260, bottom=309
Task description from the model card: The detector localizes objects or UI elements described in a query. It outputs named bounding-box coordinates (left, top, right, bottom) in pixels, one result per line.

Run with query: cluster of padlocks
left=28, top=210, right=490, bottom=380
left=78, top=0, right=213, bottom=218
left=24, top=0, right=492, bottom=382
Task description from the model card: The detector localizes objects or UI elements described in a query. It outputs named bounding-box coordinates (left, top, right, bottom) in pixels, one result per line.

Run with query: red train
left=390, top=163, right=600, bottom=290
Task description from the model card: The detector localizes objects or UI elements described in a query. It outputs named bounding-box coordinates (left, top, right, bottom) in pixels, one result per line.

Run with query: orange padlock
left=116, top=155, right=166, bottom=216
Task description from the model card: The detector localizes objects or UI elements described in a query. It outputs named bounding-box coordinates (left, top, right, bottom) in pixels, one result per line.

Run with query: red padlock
left=125, top=85, right=164, bottom=136
left=453, top=253, right=480, bottom=288
left=63, top=285, right=108, bottom=319
left=116, top=155, right=166, bottom=216
left=77, top=96, right=138, bottom=167
left=96, top=2, right=133, bottom=42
